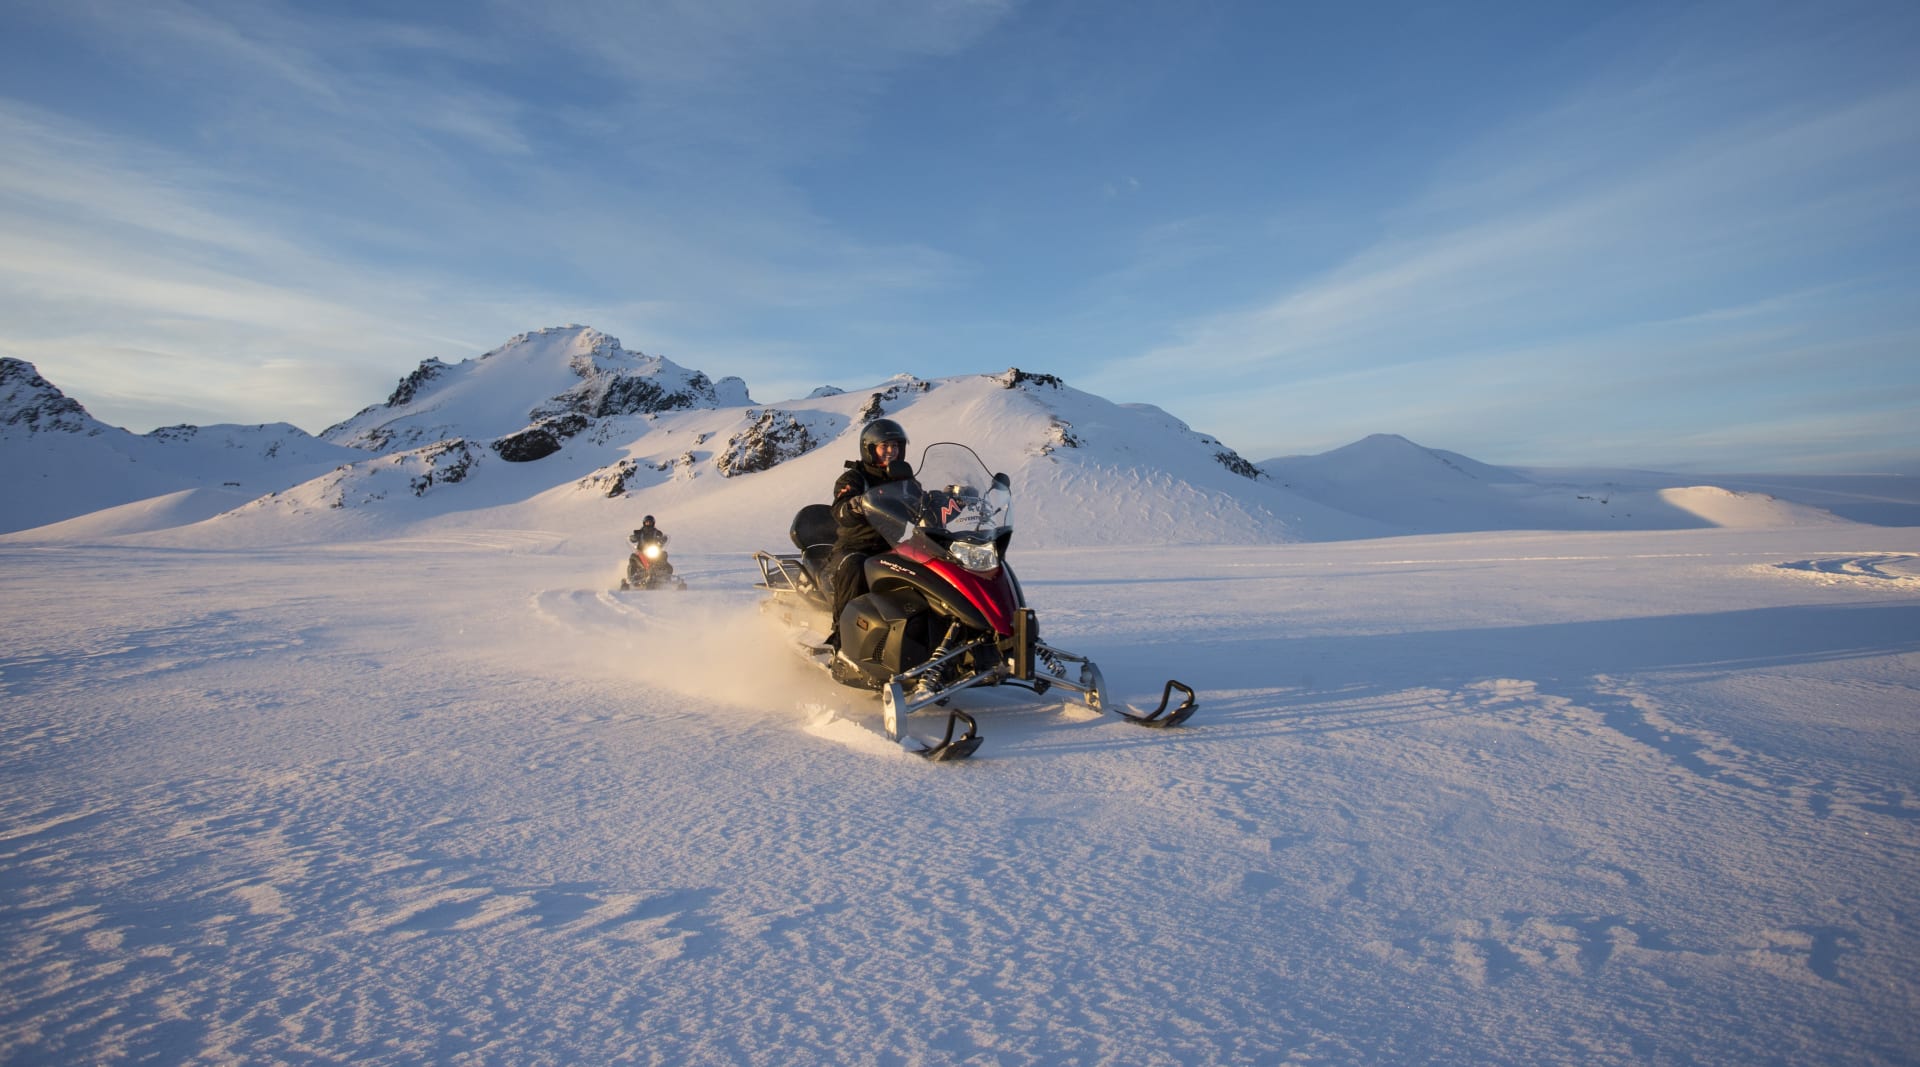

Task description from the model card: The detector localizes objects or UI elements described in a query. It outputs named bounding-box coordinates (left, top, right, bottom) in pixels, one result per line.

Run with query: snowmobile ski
left=884, top=679, right=983, bottom=760
left=1112, top=679, right=1198, bottom=728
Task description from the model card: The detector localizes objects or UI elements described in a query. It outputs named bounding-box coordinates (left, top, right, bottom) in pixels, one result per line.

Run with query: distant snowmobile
left=620, top=527, right=685, bottom=591
left=755, top=441, right=1195, bottom=760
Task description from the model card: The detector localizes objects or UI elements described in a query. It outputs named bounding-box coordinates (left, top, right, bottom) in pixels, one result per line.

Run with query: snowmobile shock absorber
left=917, top=620, right=964, bottom=691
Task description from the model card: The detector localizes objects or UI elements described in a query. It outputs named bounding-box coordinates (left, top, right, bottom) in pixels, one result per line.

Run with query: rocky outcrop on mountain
left=1035, top=418, right=1082, bottom=456
left=387, top=359, right=451, bottom=407
left=578, top=457, right=652, bottom=498
left=856, top=377, right=932, bottom=423
left=995, top=367, right=1064, bottom=390
left=1213, top=448, right=1262, bottom=480
left=492, top=414, right=591, bottom=463
left=715, top=409, right=824, bottom=477
left=408, top=440, right=477, bottom=496
left=1, top=358, right=100, bottom=436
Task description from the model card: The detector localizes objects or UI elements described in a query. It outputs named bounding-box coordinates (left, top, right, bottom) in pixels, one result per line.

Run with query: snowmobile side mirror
left=993, top=472, right=1010, bottom=490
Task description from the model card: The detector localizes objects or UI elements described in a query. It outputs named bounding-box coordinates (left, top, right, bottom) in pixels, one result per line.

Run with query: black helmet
left=642, top=515, right=655, bottom=525
left=859, top=419, right=908, bottom=465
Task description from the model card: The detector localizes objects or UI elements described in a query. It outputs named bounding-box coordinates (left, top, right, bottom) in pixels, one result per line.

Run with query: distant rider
left=826, top=419, right=914, bottom=649
left=631, top=515, right=667, bottom=552
left=626, top=515, right=670, bottom=587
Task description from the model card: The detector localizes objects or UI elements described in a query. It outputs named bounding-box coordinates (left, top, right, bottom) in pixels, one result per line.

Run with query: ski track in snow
left=3, top=531, right=1919, bottom=1065
left=1771, top=552, right=1920, bottom=586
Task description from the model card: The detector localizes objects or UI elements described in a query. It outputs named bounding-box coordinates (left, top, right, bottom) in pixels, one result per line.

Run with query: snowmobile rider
left=631, top=515, right=667, bottom=551
left=825, top=419, right=914, bottom=650
left=626, top=515, right=671, bottom=587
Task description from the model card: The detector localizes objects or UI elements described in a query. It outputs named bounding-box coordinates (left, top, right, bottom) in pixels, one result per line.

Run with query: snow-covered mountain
left=0, top=327, right=755, bottom=536
left=3, top=328, right=1894, bottom=545
left=161, top=366, right=1389, bottom=550
left=0, top=357, right=363, bottom=534
left=321, top=326, right=752, bottom=454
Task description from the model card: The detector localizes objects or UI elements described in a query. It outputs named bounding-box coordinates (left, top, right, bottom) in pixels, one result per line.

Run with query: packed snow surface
left=3, top=339, right=1918, bottom=1064
left=3, top=523, right=1917, bottom=1064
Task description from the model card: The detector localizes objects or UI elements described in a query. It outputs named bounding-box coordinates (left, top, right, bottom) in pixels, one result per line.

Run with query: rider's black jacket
left=831, top=459, right=914, bottom=556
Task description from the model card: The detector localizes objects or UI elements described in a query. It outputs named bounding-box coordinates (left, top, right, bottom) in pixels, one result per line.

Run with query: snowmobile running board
left=1112, top=679, right=1199, bottom=728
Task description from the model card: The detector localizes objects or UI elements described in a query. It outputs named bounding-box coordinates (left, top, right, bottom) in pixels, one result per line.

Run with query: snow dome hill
left=0, top=357, right=361, bottom=534
left=1260, top=433, right=1854, bottom=534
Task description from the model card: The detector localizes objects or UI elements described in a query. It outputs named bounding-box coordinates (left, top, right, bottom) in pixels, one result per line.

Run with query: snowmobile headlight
left=949, top=538, right=999, bottom=573
left=643, top=543, right=662, bottom=559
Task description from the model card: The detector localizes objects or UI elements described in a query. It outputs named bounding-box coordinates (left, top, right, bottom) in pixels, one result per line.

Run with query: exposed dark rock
left=995, top=368, right=1064, bottom=390
left=593, top=374, right=707, bottom=417
left=579, top=458, right=640, bottom=498
left=1214, top=448, right=1263, bottom=481
left=387, top=359, right=451, bottom=407
left=409, top=439, right=476, bottom=496
left=491, top=414, right=590, bottom=463
left=858, top=378, right=931, bottom=422
left=716, top=409, right=820, bottom=477
left=1037, top=419, right=1081, bottom=456
left=0, top=358, right=96, bottom=434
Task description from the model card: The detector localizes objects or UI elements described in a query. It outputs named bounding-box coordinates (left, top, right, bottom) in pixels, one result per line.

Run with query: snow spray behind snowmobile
left=621, top=531, right=686, bottom=591
left=754, top=442, right=1195, bottom=760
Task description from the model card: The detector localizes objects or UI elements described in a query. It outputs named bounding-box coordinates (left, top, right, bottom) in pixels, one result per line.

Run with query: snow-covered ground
left=4, top=519, right=1917, bottom=1065
left=4, top=336, right=1918, bottom=1063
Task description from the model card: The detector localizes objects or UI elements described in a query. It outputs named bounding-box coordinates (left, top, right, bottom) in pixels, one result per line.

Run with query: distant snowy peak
left=1263, top=433, right=1527, bottom=487
left=141, top=421, right=348, bottom=465
left=0, top=357, right=104, bottom=436
left=321, top=326, right=754, bottom=454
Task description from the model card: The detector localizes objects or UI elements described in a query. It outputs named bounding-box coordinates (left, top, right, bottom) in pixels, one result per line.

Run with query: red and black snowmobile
left=620, top=529, right=685, bottom=591
left=754, top=442, right=1194, bottom=760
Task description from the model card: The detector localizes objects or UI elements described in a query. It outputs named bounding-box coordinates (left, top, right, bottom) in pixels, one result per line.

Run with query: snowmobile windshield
left=856, top=442, right=1012, bottom=551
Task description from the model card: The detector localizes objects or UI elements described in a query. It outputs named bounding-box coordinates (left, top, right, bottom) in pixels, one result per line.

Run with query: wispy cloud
left=1083, top=11, right=1920, bottom=469
left=0, top=1, right=1014, bottom=429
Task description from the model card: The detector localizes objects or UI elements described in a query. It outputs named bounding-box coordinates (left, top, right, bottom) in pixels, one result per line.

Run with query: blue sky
left=2, top=0, right=1915, bottom=472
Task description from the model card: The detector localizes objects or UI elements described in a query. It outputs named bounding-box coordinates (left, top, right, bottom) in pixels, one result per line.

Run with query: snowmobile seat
left=790, top=504, right=835, bottom=554
left=789, top=503, right=837, bottom=593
